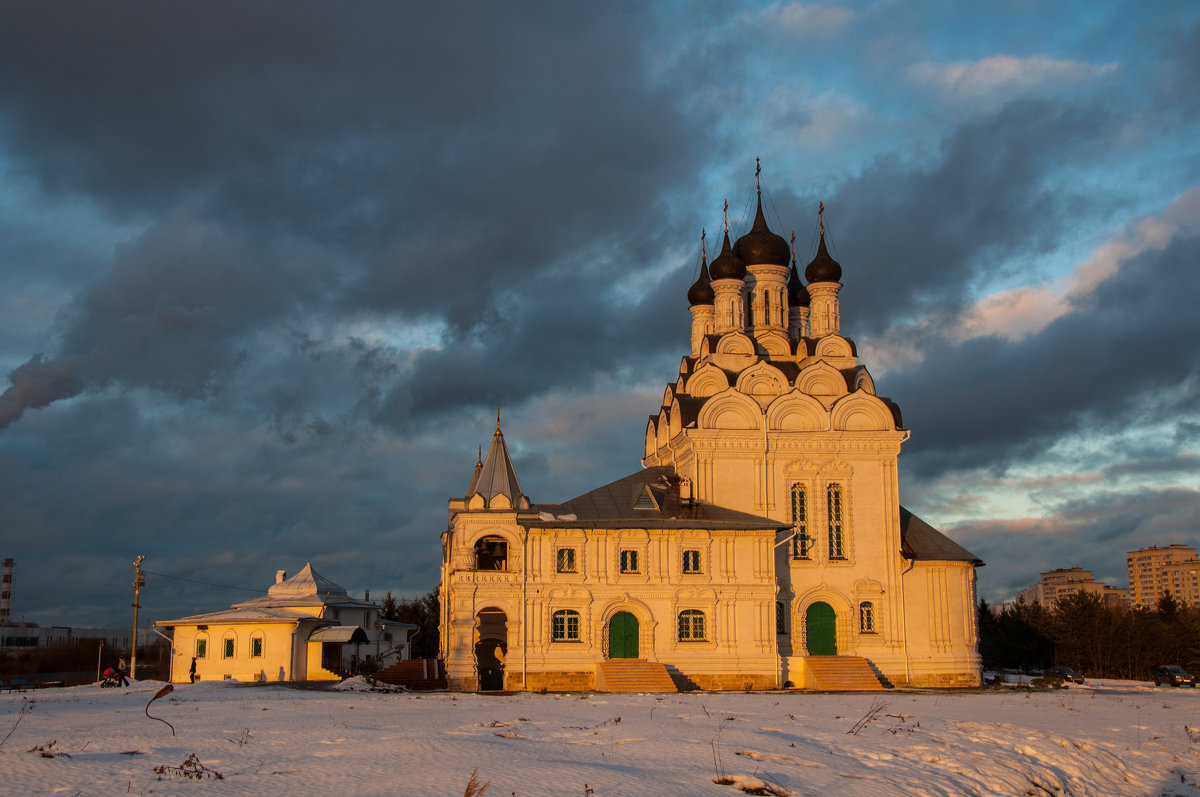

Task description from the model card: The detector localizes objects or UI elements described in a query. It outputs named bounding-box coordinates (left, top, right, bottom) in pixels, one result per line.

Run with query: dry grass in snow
left=2, top=678, right=1199, bottom=796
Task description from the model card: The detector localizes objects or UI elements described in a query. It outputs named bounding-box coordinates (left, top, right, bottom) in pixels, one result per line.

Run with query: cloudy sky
left=2, top=1, right=1198, bottom=629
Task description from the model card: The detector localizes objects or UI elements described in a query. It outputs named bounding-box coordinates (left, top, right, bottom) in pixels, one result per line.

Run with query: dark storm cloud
left=0, top=2, right=708, bottom=429
left=893, top=230, right=1200, bottom=477
left=1157, top=18, right=1200, bottom=116
left=768, top=97, right=1121, bottom=337
left=0, top=354, right=85, bottom=428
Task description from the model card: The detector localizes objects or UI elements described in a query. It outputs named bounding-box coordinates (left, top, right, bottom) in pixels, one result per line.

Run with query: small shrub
left=153, top=753, right=224, bottom=781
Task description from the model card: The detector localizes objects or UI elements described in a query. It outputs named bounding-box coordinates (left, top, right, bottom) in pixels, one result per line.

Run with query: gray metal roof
left=899, top=507, right=983, bottom=565
left=470, top=425, right=526, bottom=506
left=155, top=606, right=323, bottom=627
left=233, top=563, right=376, bottom=610
left=308, top=625, right=369, bottom=644
left=529, top=466, right=788, bottom=531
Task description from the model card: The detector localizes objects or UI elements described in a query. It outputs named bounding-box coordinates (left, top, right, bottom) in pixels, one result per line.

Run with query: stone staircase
left=804, top=656, right=887, bottom=690
left=597, top=660, right=677, bottom=693
left=371, top=658, right=447, bottom=690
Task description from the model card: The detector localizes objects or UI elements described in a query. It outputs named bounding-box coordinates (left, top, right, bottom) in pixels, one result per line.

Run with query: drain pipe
left=901, top=555, right=914, bottom=686
left=522, top=525, right=528, bottom=691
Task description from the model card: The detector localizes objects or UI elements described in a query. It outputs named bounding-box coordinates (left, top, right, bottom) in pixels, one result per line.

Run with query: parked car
left=1046, top=666, right=1084, bottom=684
left=1153, top=666, right=1196, bottom=687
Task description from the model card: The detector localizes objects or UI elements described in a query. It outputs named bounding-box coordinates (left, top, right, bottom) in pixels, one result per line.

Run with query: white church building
left=439, top=184, right=983, bottom=692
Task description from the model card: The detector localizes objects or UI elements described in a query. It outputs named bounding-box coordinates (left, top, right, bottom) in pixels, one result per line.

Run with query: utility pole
left=132, top=556, right=145, bottom=681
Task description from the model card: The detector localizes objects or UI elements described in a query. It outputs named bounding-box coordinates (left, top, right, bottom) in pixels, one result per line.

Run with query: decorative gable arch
left=697, top=388, right=762, bottom=431
left=715, top=331, right=755, bottom=356
left=669, top=398, right=684, bottom=439
left=814, top=334, right=854, bottom=358
left=662, top=384, right=675, bottom=409
left=852, top=367, right=876, bottom=395
left=644, top=418, right=657, bottom=459
left=766, top=390, right=829, bottom=431
left=795, top=360, right=848, bottom=399
left=656, top=409, right=670, bottom=449
left=735, top=361, right=790, bottom=400
left=685, top=363, right=731, bottom=398
left=831, top=393, right=896, bottom=431
left=755, top=331, right=791, bottom=357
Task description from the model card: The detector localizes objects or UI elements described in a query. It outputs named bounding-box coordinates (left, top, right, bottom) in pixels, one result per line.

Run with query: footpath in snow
left=1, top=678, right=1199, bottom=796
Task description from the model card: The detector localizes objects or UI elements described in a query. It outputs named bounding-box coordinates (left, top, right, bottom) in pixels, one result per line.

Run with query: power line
left=143, top=570, right=261, bottom=593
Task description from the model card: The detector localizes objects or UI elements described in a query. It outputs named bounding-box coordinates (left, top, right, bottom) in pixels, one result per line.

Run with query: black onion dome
left=787, top=262, right=810, bottom=307
left=804, top=234, right=842, bottom=283
left=734, top=196, right=791, bottom=266
left=687, top=259, right=715, bottom=305
left=708, top=230, right=746, bottom=280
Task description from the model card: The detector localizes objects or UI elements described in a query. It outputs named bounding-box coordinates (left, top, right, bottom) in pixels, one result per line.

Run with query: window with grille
left=250, top=635, right=264, bottom=657
left=859, top=602, right=876, bottom=633
left=223, top=637, right=235, bottom=659
left=551, top=609, right=580, bottom=641
left=556, top=547, right=577, bottom=573
left=791, top=483, right=812, bottom=558
left=682, top=549, right=702, bottom=574
left=827, top=483, right=845, bottom=559
left=195, top=638, right=207, bottom=659
left=678, top=609, right=706, bottom=641
left=776, top=601, right=788, bottom=635
left=620, top=549, right=640, bottom=573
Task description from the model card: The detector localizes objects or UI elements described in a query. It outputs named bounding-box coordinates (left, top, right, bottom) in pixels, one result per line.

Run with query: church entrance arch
left=805, top=602, right=837, bottom=656
left=608, top=611, right=639, bottom=659
left=475, top=607, right=507, bottom=690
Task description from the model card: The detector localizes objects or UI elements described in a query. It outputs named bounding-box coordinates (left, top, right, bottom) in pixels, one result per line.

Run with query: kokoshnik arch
left=439, top=177, right=983, bottom=691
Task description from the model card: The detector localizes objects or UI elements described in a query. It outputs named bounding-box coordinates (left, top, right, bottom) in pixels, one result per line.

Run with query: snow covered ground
left=2, top=678, right=1198, bottom=796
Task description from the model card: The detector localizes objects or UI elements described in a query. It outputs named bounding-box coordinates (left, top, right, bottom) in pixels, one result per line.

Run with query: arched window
left=551, top=610, right=580, bottom=642
left=222, top=633, right=236, bottom=659
left=678, top=610, right=706, bottom=641
left=776, top=601, right=788, bottom=635
left=827, top=484, right=845, bottom=559
left=475, top=536, right=508, bottom=570
left=250, top=632, right=265, bottom=658
left=859, top=602, right=876, bottom=634
left=194, top=634, right=208, bottom=659
left=791, top=483, right=812, bottom=559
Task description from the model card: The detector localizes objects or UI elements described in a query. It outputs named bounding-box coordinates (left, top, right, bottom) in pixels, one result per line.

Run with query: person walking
left=116, top=656, right=130, bottom=687
left=189, top=657, right=197, bottom=683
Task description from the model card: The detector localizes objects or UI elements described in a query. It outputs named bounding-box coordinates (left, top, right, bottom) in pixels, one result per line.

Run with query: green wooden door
left=805, top=602, right=837, bottom=656
left=609, top=612, right=639, bottom=659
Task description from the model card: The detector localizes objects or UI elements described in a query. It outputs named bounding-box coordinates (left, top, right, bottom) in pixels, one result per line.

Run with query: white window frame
left=678, top=609, right=706, bottom=641
left=551, top=609, right=581, bottom=642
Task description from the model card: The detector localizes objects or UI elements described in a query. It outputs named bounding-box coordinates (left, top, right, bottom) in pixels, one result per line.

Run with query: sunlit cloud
left=761, top=2, right=856, bottom=37
left=909, top=55, right=1119, bottom=109
left=954, top=185, right=1200, bottom=343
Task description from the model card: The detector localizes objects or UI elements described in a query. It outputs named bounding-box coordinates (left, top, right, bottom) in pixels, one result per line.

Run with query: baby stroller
left=100, top=667, right=120, bottom=688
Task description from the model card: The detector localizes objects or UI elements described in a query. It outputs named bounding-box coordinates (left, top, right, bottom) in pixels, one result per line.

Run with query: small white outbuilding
left=156, top=563, right=414, bottom=684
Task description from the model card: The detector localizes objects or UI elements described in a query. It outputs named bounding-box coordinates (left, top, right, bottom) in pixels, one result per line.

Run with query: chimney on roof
left=275, top=570, right=287, bottom=584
